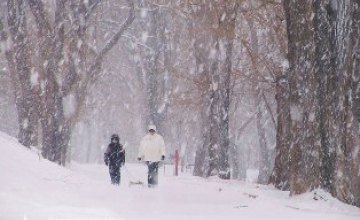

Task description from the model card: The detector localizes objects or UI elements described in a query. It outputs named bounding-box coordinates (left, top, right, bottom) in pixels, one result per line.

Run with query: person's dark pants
left=146, top=161, right=159, bottom=187
left=109, top=165, right=121, bottom=185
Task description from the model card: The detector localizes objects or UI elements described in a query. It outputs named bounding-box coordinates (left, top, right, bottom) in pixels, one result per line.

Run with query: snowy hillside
left=0, top=132, right=359, bottom=220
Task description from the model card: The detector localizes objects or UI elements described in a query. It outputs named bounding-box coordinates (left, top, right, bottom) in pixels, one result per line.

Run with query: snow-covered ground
left=1, top=132, right=359, bottom=220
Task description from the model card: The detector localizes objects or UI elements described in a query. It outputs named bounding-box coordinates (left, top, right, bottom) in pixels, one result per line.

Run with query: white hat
left=148, top=125, right=156, bottom=131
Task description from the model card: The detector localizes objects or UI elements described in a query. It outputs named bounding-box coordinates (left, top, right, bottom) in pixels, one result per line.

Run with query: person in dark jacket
left=104, top=134, right=125, bottom=185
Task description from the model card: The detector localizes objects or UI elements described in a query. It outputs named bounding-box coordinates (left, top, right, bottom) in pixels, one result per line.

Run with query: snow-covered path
left=1, top=132, right=360, bottom=220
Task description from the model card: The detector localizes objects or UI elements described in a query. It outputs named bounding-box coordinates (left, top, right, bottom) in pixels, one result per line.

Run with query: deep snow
left=0, top=132, right=359, bottom=220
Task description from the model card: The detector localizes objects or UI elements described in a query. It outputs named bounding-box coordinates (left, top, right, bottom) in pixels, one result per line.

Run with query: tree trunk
left=229, top=141, right=239, bottom=179
left=285, top=0, right=321, bottom=195
left=269, top=74, right=291, bottom=190
left=273, top=0, right=360, bottom=206
left=146, top=6, right=160, bottom=128
left=191, top=1, right=236, bottom=179
left=331, top=0, right=360, bottom=205
left=256, top=94, right=270, bottom=184
left=7, top=0, right=38, bottom=147
left=217, top=2, right=236, bottom=180
left=189, top=4, right=212, bottom=177
left=313, top=0, right=335, bottom=192
left=350, top=0, right=360, bottom=207
left=207, top=36, right=221, bottom=177
left=139, top=3, right=169, bottom=134
left=247, top=2, right=271, bottom=184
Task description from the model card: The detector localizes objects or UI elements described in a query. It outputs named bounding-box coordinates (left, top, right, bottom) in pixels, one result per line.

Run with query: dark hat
left=111, top=134, right=119, bottom=140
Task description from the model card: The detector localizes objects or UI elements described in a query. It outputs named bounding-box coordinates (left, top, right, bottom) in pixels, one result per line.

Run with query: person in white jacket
left=138, top=125, right=166, bottom=187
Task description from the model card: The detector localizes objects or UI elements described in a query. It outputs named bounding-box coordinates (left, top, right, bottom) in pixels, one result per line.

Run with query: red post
left=174, top=150, right=179, bottom=176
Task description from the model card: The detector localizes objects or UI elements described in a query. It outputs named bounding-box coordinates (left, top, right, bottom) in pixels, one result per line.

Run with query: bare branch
left=237, top=112, right=257, bottom=138
left=87, top=0, right=135, bottom=81
left=64, top=0, right=136, bottom=126
left=85, top=0, right=102, bottom=20
left=261, top=92, right=277, bottom=129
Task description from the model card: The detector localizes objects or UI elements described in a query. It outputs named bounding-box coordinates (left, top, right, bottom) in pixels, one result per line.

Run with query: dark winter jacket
left=104, top=143, right=125, bottom=167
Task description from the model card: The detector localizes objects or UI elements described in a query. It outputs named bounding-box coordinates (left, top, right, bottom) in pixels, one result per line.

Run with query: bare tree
left=3, top=0, right=135, bottom=164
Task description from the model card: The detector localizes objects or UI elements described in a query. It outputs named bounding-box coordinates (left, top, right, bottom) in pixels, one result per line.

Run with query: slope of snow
left=0, top=132, right=360, bottom=220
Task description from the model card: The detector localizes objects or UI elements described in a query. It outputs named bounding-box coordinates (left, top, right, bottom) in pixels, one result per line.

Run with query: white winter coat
left=138, top=133, right=166, bottom=162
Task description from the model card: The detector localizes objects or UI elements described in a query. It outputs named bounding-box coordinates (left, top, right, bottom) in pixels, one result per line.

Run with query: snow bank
left=0, top=132, right=359, bottom=220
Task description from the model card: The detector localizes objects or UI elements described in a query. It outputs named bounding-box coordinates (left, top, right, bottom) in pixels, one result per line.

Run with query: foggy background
left=0, top=0, right=282, bottom=181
